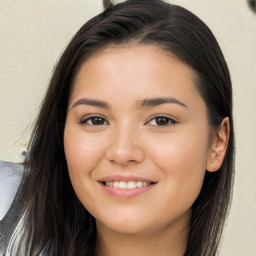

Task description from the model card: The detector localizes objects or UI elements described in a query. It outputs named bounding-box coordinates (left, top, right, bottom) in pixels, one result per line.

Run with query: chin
left=96, top=213, right=155, bottom=235
left=99, top=221, right=151, bottom=235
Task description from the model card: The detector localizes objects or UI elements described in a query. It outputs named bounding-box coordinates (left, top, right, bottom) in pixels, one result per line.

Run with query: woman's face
left=64, top=45, right=214, bottom=236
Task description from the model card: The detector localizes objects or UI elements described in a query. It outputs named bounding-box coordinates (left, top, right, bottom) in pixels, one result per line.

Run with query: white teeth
left=128, top=181, right=136, bottom=189
left=119, top=181, right=127, bottom=189
left=142, top=181, right=147, bottom=187
left=105, top=181, right=151, bottom=189
left=136, top=181, right=142, bottom=188
left=106, top=181, right=112, bottom=187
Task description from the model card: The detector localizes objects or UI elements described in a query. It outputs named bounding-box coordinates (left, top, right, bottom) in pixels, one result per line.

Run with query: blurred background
left=0, top=0, right=255, bottom=255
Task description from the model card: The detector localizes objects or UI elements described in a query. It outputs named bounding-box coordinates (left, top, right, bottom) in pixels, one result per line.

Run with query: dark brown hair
left=17, top=0, right=234, bottom=255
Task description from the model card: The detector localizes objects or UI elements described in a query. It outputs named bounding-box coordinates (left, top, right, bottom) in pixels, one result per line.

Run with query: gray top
left=0, top=161, right=24, bottom=255
left=0, top=161, right=52, bottom=256
left=0, top=161, right=23, bottom=221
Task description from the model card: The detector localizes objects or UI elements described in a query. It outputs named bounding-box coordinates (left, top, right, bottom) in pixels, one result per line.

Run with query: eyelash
left=80, top=116, right=109, bottom=126
left=146, top=115, right=178, bottom=127
left=80, top=115, right=177, bottom=127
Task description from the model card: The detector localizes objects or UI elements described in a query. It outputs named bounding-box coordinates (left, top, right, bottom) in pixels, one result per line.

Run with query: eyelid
left=79, top=114, right=178, bottom=127
left=80, top=114, right=109, bottom=125
left=145, top=114, right=178, bottom=126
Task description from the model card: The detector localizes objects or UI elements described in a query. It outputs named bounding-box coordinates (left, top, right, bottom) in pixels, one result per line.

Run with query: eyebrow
left=71, top=98, right=110, bottom=109
left=139, top=97, right=187, bottom=108
left=70, top=97, right=187, bottom=110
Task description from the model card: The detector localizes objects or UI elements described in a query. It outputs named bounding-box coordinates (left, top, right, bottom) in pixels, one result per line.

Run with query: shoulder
left=0, top=161, right=24, bottom=221
left=0, top=162, right=51, bottom=256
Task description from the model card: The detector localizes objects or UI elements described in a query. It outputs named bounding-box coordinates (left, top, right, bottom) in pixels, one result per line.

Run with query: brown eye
left=155, top=117, right=171, bottom=126
left=147, top=116, right=177, bottom=126
left=80, top=116, right=108, bottom=126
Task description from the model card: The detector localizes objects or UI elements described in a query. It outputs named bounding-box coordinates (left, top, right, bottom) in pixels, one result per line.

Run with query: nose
left=105, top=124, right=145, bottom=165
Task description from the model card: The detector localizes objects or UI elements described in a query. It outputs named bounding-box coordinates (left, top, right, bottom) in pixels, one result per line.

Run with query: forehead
left=71, top=45, right=204, bottom=110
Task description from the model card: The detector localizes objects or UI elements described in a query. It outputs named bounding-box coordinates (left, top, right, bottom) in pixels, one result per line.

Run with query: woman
left=1, top=0, right=234, bottom=255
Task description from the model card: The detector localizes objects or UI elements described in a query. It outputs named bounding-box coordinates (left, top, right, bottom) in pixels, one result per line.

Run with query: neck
left=95, top=213, right=189, bottom=256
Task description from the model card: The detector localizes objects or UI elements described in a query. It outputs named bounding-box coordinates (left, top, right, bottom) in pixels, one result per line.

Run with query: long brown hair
left=17, top=0, right=234, bottom=255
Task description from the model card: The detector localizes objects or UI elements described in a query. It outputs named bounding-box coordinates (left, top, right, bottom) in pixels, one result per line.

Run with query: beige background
left=0, top=0, right=255, bottom=255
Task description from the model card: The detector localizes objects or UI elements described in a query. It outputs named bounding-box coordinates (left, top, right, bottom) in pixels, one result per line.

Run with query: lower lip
left=99, top=182, right=156, bottom=198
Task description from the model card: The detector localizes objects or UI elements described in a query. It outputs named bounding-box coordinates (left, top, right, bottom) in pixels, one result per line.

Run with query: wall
left=0, top=0, right=255, bottom=255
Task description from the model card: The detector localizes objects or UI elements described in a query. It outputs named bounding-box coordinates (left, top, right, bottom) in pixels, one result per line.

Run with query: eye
left=80, top=116, right=108, bottom=126
left=146, top=116, right=177, bottom=126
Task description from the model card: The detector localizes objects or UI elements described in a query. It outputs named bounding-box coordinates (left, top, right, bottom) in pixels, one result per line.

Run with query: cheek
left=63, top=127, right=106, bottom=212
left=64, top=126, right=108, bottom=210
left=63, top=127, right=106, bottom=184
left=150, top=130, right=208, bottom=168
left=147, top=127, right=209, bottom=199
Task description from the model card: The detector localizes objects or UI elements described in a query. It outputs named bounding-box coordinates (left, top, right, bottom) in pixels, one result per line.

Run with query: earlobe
left=207, top=117, right=230, bottom=172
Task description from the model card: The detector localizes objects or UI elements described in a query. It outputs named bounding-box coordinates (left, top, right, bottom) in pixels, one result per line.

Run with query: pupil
left=92, top=117, right=104, bottom=125
left=156, top=117, right=169, bottom=125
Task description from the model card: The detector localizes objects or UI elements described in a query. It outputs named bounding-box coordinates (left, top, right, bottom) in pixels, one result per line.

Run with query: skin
left=64, top=45, right=229, bottom=256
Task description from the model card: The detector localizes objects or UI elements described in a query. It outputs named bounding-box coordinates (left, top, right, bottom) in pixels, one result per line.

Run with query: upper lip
left=98, top=175, right=156, bottom=183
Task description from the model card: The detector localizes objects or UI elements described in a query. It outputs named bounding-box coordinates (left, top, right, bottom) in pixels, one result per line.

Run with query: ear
left=207, top=117, right=230, bottom=172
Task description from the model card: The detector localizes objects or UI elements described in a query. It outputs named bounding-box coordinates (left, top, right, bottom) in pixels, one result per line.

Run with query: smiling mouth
left=102, top=181, right=155, bottom=189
